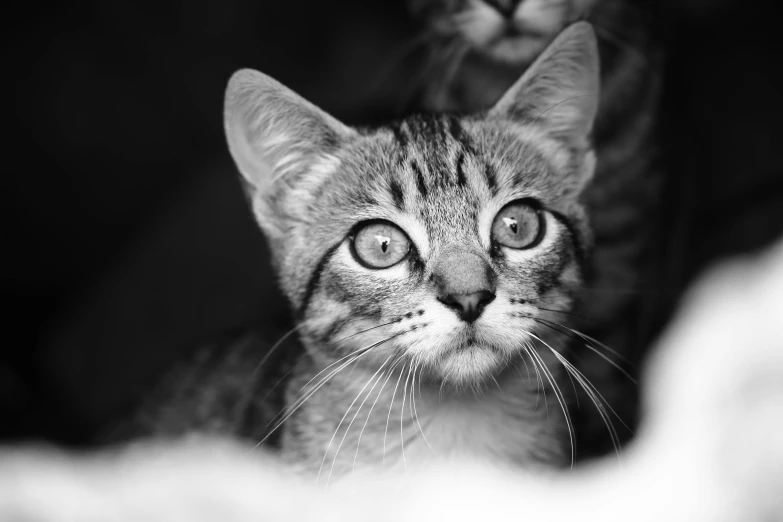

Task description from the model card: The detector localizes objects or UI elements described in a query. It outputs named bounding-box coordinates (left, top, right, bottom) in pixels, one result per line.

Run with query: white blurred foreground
left=2, top=239, right=782, bottom=522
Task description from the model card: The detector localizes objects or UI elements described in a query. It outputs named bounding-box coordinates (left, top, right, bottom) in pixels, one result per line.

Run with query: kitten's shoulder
left=103, top=326, right=299, bottom=446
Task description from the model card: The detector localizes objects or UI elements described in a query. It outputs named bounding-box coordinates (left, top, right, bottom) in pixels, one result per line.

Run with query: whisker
left=275, top=356, right=364, bottom=432
left=399, top=361, right=415, bottom=471
left=514, top=295, right=575, bottom=302
left=240, top=324, right=303, bottom=408
left=533, top=317, right=635, bottom=379
left=322, top=353, right=396, bottom=487
left=259, top=335, right=397, bottom=447
left=520, top=315, right=634, bottom=450
left=260, top=366, right=295, bottom=403
left=555, top=323, right=628, bottom=362
left=526, top=325, right=632, bottom=456
left=291, top=329, right=397, bottom=403
left=411, top=360, right=434, bottom=451
left=548, top=348, right=624, bottom=457
left=384, top=363, right=407, bottom=464
left=332, top=319, right=401, bottom=345
left=527, top=344, right=550, bottom=419
left=353, top=356, right=402, bottom=472
left=531, top=305, right=599, bottom=324
left=251, top=352, right=362, bottom=451
left=558, top=352, right=631, bottom=433
left=523, top=339, right=545, bottom=409
left=513, top=304, right=631, bottom=368
left=250, top=323, right=303, bottom=381
left=525, top=337, right=575, bottom=468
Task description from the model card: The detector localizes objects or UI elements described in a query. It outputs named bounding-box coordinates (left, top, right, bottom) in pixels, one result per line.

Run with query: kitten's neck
left=282, top=353, right=570, bottom=481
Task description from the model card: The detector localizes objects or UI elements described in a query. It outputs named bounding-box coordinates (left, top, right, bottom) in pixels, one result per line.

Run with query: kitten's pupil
left=503, top=216, right=518, bottom=235
left=376, top=235, right=390, bottom=253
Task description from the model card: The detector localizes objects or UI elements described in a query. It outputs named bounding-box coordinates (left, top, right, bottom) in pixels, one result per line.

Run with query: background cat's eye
left=351, top=221, right=411, bottom=269
left=491, top=200, right=544, bottom=249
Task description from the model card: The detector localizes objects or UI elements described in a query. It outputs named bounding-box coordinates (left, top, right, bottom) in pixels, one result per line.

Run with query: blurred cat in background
left=407, top=0, right=658, bottom=113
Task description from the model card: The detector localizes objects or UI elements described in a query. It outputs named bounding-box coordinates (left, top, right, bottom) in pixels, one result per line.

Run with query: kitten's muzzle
left=432, top=247, right=497, bottom=324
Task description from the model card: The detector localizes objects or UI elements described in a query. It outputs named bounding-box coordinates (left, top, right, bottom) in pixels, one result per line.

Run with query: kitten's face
left=225, top=23, right=599, bottom=387
left=410, top=0, right=597, bottom=63
left=281, top=118, right=590, bottom=385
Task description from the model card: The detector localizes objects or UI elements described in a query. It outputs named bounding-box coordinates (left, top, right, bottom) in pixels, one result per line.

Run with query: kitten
left=408, top=0, right=665, bottom=452
left=4, top=234, right=783, bottom=521
left=219, top=21, right=600, bottom=480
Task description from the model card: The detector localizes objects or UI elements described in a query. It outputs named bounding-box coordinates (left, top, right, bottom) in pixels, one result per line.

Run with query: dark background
left=3, top=0, right=782, bottom=445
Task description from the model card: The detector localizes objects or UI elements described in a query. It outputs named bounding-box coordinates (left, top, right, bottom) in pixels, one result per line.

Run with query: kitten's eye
left=491, top=200, right=544, bottom=249
left=351, top=221, right=411, bottom=269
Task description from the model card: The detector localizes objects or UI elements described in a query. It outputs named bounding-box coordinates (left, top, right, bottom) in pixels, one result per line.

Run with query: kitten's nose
left=439, top=290, right=496, bottom=323
left=431, top=246, right=497, bottom=323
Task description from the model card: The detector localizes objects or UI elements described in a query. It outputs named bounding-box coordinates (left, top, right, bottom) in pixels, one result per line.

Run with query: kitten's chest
left=402, top=387, right=566, bottom=468
left=287, top=374, right=568, bottom=480
left=409, top=398, right=541, bottom=461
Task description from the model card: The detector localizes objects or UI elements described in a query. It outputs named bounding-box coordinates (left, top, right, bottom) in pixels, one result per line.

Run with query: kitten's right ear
left=488, top=21, right=600, bottom=147
left=224, top=69, right=355, bottom=228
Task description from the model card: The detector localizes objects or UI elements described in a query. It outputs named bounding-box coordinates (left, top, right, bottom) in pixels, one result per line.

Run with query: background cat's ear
left=224, top=68, right=354, bottom=201
left=488, top=21, right=599, bottom=145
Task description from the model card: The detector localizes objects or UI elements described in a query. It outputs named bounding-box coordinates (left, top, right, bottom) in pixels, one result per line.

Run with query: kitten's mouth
left=455, top=334, right=502, bottom=353
left=436, top=344, right=506, bottom=386
left=458, top=328, right=477, bottom=344
left=429, top=328, right=508, bottom=386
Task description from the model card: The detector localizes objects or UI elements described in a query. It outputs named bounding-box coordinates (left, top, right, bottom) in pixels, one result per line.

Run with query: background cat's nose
left=485, top=0, right=521, bottom=18
left=438, top=290, right=496, bottom=323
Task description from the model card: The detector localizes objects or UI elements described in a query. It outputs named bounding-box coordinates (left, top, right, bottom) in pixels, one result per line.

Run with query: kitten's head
left=409, top=0, right=597, bottom=64
left=225, top=22, right=599, bottom=387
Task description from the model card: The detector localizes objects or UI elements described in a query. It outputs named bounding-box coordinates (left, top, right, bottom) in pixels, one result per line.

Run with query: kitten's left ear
left=224, top=69, right=354, bottom=192
left=488, top=21, right=600, bottom=146
left=224, top=69, right=355, bottom=237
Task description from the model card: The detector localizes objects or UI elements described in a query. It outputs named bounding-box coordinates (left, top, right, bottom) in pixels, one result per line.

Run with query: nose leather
left=439, top=290, right=496, bottom=323
left=432, top=247, right=497, bottom=323
left=486, top=0, right=521, bottom=18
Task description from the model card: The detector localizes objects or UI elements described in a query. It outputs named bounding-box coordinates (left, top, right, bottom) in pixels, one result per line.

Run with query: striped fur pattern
left=409, top=0, right=665, bottom=452
left=221, top=23, right=605, bottom=481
